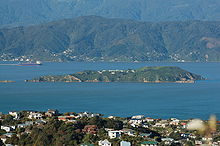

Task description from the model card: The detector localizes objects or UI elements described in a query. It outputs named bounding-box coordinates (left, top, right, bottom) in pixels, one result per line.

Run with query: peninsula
left=25, top=66, right=204, bottom=83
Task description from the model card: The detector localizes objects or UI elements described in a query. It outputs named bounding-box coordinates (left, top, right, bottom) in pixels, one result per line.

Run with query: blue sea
left=0, top=62, right=220, bottom=120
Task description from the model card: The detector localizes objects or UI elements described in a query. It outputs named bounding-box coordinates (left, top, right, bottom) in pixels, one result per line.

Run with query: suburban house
left=120, top=141, right=131, bottom=146
left=28, top=112, right=43, bottom=119
left=161, top=138, right=174, bottom=145
left=1, top=126, right=16, bottom=132
left=129, top=119, right=143, bottom=127
left=169, top=118, right=180, bottom=126
left=77, top=112, right=101, bottom=118
left=139, top=133, right=152, bottom=138
left=45, top=109, right=59, bottom=117
left=145, top=117, right=154, bottom=122
left=120, top=129, right=135, bottom=136
left=82, top=125, right=98, bottom=135
left=58, top=115, right=76, bottom=123
left=17, top=121, right=34, bottom=128
left=108, top=130, right=122, bottom=139
left=98, top=139, right=111, bottom=146
left=131, top=115, right=144, bottom=119
left=9, top=111, right=20, bottom=119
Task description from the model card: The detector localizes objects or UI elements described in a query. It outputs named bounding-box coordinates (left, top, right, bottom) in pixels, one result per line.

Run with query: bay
left=0, top=61, right=220, bottom=120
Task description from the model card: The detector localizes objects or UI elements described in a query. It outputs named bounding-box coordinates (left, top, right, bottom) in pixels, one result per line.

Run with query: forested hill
left=0, top=16, right=220, bottom=62
left=1, top=0, right=220, bottom=27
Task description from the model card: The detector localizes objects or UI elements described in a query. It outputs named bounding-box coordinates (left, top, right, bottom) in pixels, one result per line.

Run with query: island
left=25, top=66, right=204, bottom=83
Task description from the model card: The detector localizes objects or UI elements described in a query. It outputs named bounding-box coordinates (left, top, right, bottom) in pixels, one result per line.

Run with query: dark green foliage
left=169, top=132, right=182, bottom=140
left=0, top=140, right=4, bottom=146
left=1, top=16, right=220, bottom=61
left=0, top=129, right=6, bottom=135
left=104, top=119, right=124, bottom=130
left=5, top=135, right=19, bottom=145
left=1, top=115, right=18, bottom=126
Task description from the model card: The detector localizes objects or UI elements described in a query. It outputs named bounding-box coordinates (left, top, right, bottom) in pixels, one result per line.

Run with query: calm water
left=0, top=62, right=220, bottom=119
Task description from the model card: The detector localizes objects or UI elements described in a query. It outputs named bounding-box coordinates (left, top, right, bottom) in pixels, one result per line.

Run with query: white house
left=28, top=112, right=43, bottom=119
left=145, top=117, right=154, bottom=122
left=98, top=139, right=111, bottom=146
left=129, top=119, right=143, bottom=127
left=120, top=141, right=131, bottom=146
left=120, top=129, right=135, bottom=136
left=78, top=112, right=101, bottom=118
left=9, top=111, right=20, bottom=119
left=131, top=115, right=144, bottom=119
left=108, top=130, right=122, bottom=139
left=161, top=138, right=174, bottom=145
left=1, top=126, right=16, bottom=132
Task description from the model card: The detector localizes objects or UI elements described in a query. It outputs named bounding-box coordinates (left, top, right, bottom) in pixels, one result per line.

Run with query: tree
left=0, top=139, right=4, bottom=146
left=104, top=119, right=123, bottom=130
left=169, top=132, right=182, bottom=140
left=82, top=134, right=98, bottom=143
left=5, top=135, right=19, bottom=145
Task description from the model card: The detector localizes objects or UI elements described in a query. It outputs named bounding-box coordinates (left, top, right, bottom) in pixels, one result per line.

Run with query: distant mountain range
left=0, top=16, right=220, bottom=62
left=1, top=0, right=220, bottom=27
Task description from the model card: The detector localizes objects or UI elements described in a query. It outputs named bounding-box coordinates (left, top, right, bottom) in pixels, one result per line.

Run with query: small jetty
left=0, top=61, right=42, bottom=66
left=0, top=80, right=15, bottom=83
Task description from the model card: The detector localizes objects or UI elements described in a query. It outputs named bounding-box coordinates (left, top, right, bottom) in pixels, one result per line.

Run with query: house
left=120, top=129, right=135, bottom=136
left=120, top=141, right=131, bottom=146
left=202, top=137, right=213, bottom=141
left=142, top=123, right=149, bottom=128
left=9, top=111, right=20, bottom=119
left=35, top=119, right=47, bottom=125
left=78, top=112, right=101, bottom=118
left=58, top=116, right=76, bottom=122
left=145, top=117, right=154, bottom=122
left=169, top=118, right=180, bottom=125
left=131, top=115, right=144, bottom=119
left=181, top=122, right=187, bottom=128
left=17, top=121, right=34, bottom=128
left=181, top=133, right=191, bottom=138
left=98, top=139, right=111, bottom=146
left=108, top=116, right=116, bottom=119
left=1, top=126, right=16, bottom=132
left=28, top=112, right=43, bottom=119
left=139, top=133, right=151, bottom=138
left=45, top=109, right=59, bottom=117
left=195, top=140, right=202, bottom=145
left=108, top=130, right=122, bottom=139
left=129, top=119, right=143, bottom=127
left=161, top=138, right=174, bottom=145
left=140, top=141, right=158, bottom=146
left=82, top=125, right=98, bottom=135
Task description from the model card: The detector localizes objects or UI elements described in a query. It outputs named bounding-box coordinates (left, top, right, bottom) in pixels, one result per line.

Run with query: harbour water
left=0, top=61, right=220, bottom=119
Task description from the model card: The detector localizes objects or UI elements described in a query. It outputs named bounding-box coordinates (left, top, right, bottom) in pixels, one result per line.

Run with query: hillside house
left=108, top=130, right=122, bottom=139
left=98, top=139, right=111, bottom=146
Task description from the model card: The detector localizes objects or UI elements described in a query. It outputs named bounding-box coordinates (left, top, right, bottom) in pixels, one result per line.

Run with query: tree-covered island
left=25, top=66, right=204, bottom=83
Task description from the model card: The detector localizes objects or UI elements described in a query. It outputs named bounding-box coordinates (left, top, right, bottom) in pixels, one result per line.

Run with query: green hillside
left=1, top=16, right=220, bottom=62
